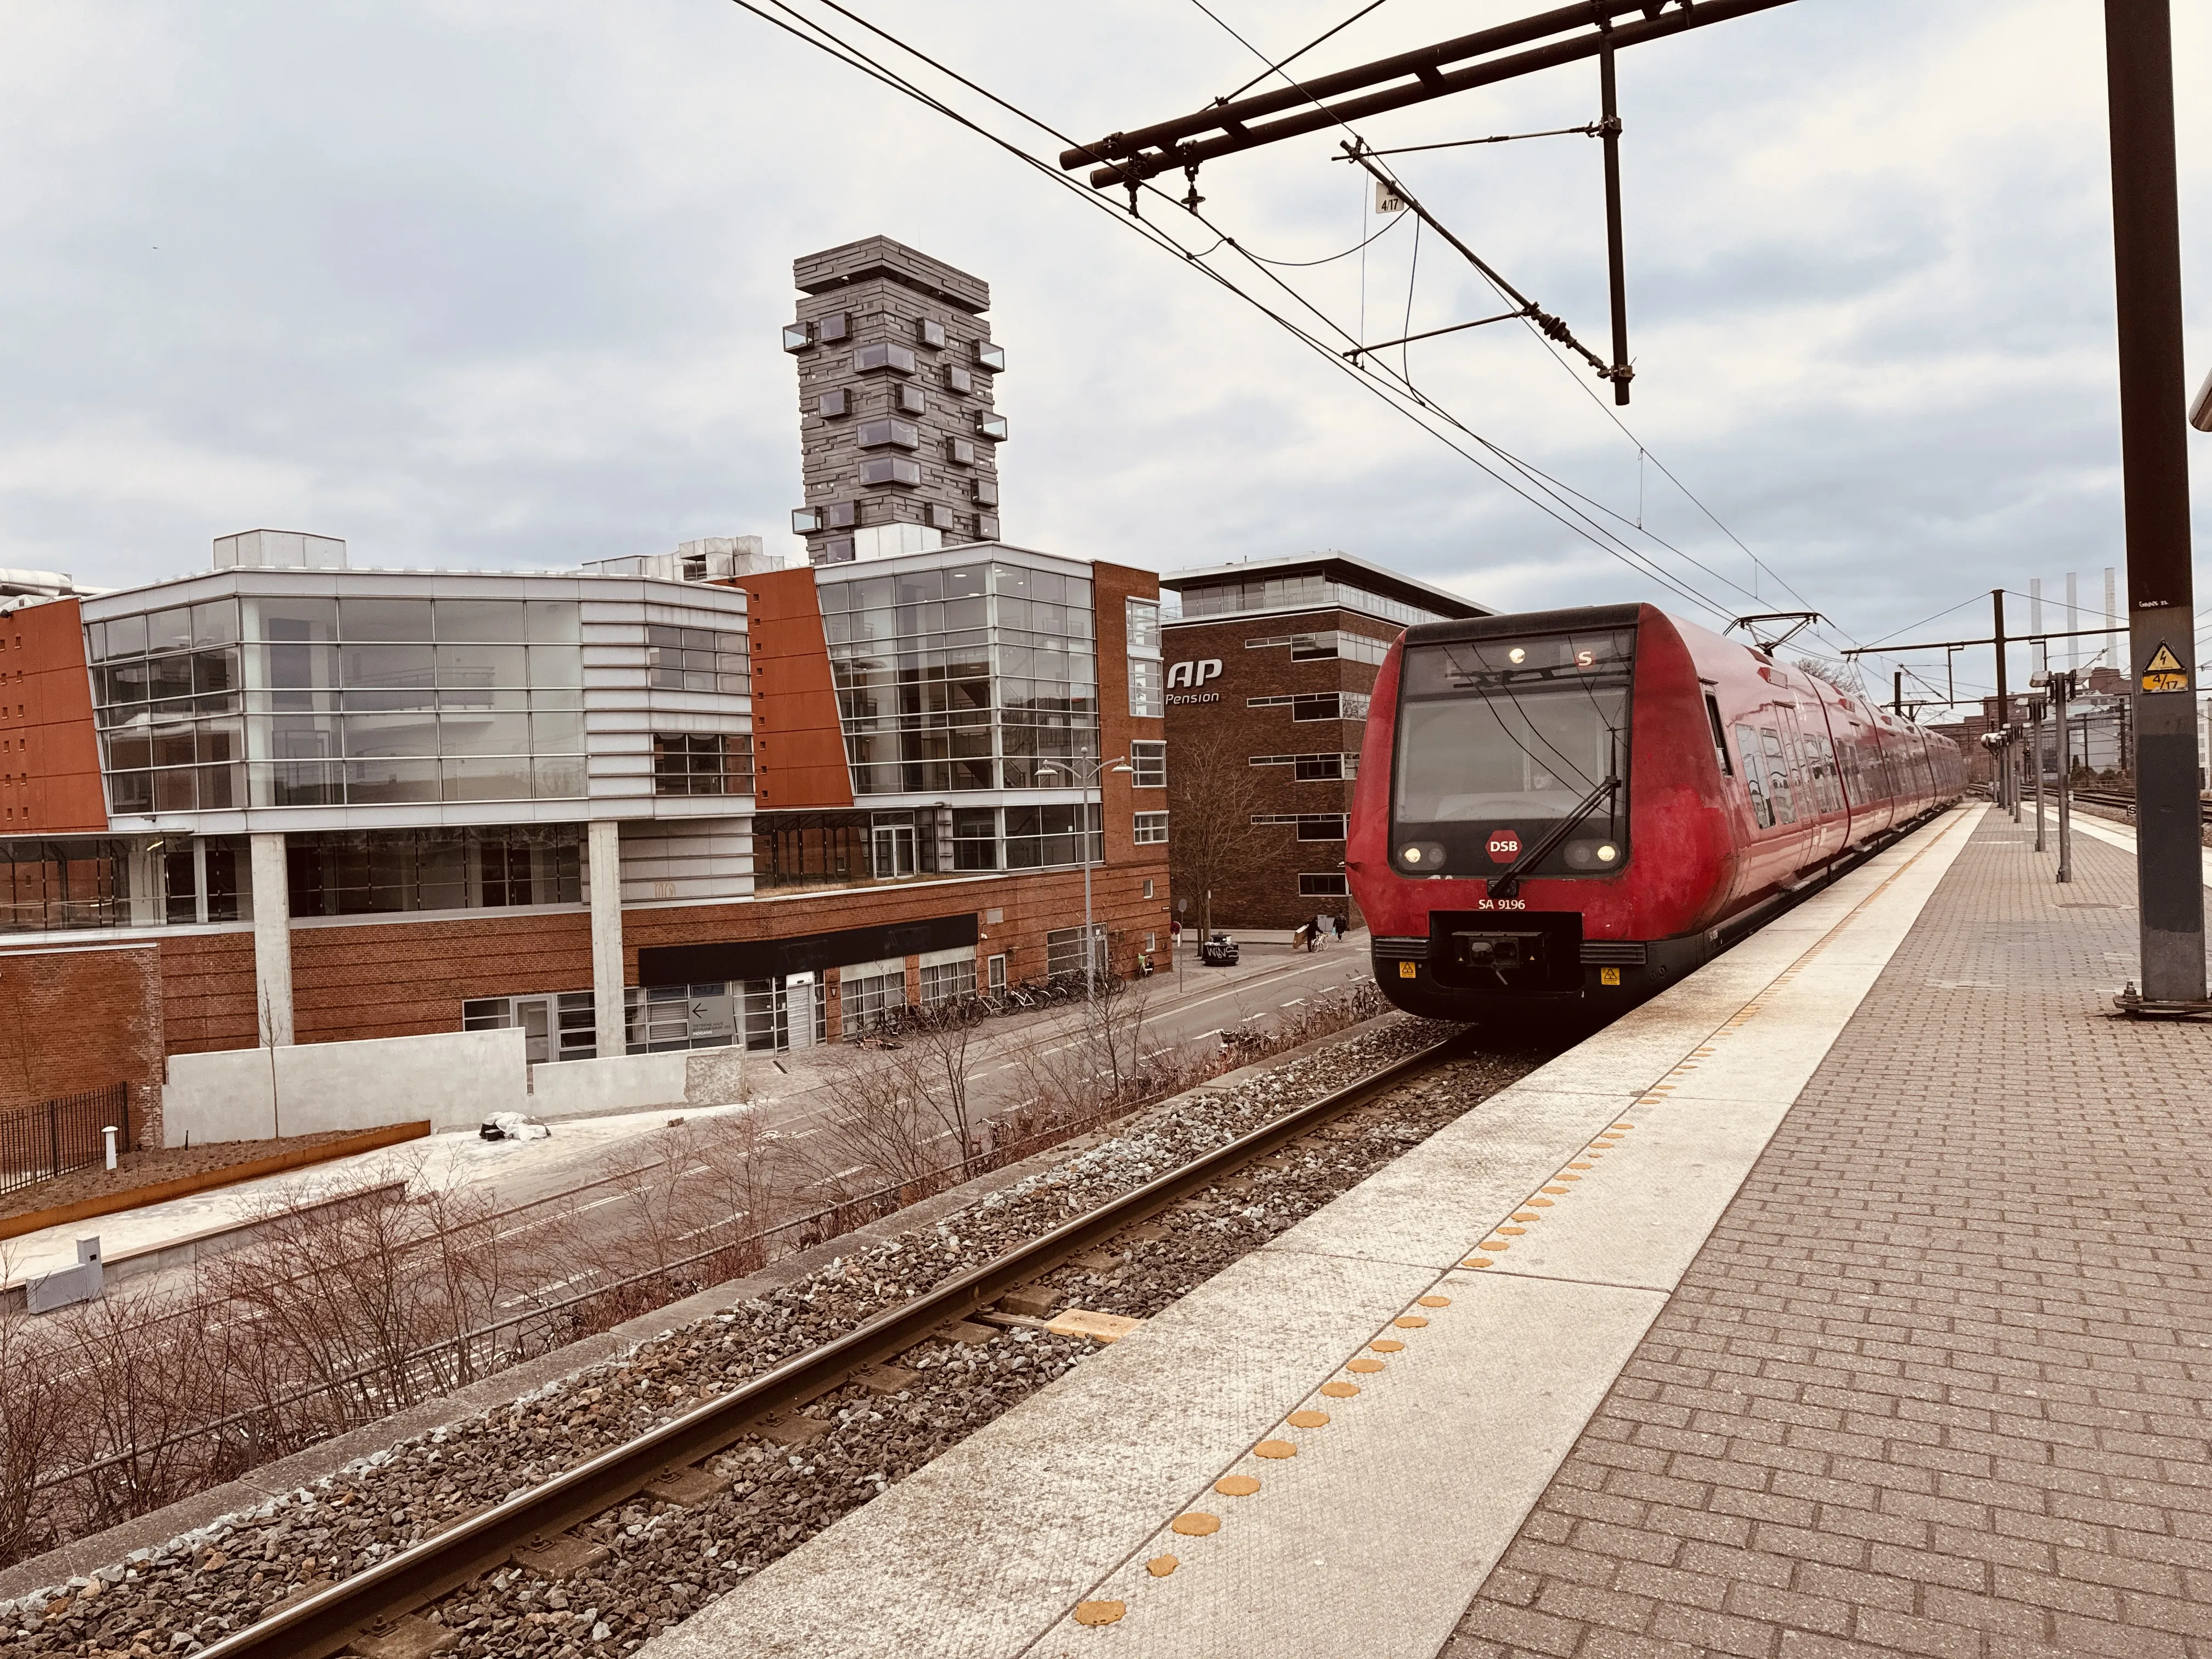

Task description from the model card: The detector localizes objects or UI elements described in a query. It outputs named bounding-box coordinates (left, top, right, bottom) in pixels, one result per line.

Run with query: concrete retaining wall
left=523, top=1047, right=752, bottom=1121
left=162, top=1029, right=526, bottom=1146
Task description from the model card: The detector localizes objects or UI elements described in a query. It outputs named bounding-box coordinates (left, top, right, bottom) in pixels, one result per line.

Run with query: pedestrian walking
left=1312, top=911, right=1330, bottom=949
left=1332, top=913, right=1346, bottom=943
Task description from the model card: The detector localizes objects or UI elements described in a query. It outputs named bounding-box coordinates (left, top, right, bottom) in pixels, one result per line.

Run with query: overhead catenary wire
left=1215, top=0, right=1395, bottom=106
left=736, top=0, right=1752, bottom=631
left=735, top=0, right=1881, bottom=652
left=1169, top=1, right=1866, bottom=659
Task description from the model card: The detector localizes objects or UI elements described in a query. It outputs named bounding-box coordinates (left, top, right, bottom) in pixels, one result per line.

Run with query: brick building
left=1158, top=553, right=1486, bottom=933
left=0, top=240, right=1170, bottom=1143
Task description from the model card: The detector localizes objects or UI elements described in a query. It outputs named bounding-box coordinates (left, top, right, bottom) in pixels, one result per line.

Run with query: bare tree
left=1166, top=726, right=1268, bottom=936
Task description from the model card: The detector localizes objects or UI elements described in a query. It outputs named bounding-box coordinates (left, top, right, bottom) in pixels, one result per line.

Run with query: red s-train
left=1350, top=602, right=1965, bottom=1020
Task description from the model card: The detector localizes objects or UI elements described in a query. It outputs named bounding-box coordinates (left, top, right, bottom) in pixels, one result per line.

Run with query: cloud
left=0, top=0, right=2203, bottom=699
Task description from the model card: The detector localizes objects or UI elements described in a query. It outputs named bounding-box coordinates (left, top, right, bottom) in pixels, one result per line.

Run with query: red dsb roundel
left=1486, top=830, right=1521, bottom=863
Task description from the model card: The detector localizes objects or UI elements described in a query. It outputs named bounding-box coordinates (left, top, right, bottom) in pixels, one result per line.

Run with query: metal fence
left=0, top=1083, right=132, bottom=1200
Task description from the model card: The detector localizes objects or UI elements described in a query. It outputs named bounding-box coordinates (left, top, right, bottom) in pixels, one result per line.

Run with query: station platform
left=634, top=799, right=2212, bottom=1659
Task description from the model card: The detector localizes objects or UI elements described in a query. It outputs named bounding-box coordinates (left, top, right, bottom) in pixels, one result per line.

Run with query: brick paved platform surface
left=1444, top=811, right=2212, bottom=1659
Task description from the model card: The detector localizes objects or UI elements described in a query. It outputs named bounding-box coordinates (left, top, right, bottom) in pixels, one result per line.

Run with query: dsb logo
left=1486, top=830, right=1521, bottom=863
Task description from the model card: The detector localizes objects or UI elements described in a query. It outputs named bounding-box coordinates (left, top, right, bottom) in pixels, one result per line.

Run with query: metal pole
left=1992, top=590, right=2013, bottom=816
left=1893, top=670, right=1904, bottom=716
left=2056, top=672, right=2074, bottom=883
left=1083, top=761, right=1097, bottom=1008
left=1598, top=22, right=1632, bottom=405
left=2105, top=0, right=2204, bottom=1005
left=2032, top=699, right=2047, bottom=851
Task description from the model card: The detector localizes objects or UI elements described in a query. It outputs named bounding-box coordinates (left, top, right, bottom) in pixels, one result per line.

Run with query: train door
left=1775, top=702, right=1842, bottom=864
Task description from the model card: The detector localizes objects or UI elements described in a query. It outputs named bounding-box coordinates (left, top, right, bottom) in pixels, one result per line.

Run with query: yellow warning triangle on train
left=2146, top=644, right=2184, bottom=673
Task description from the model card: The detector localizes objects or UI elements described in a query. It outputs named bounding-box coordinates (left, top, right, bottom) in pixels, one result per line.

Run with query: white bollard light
left=103, top=1125, right=119, bottom=1171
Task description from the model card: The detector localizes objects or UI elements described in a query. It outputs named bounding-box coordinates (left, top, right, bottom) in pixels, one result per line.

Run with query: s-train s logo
left=1166, top=658, right=1223, bottom=689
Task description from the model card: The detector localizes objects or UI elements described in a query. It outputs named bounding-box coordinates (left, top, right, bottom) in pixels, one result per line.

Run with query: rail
left=193, top=1029, right=1474, bottom=1659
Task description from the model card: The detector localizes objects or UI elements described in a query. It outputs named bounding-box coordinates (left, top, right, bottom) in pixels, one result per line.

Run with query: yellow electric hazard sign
left=2142, top=643, right=2189, bottom=693
left=1398, top=960, right=1417, bottom=979
left=1600, top=967, right=1622, bottom=986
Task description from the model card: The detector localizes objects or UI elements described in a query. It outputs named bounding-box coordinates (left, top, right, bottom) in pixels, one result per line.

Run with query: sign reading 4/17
left=2142, top=642, right=2190, bottom=694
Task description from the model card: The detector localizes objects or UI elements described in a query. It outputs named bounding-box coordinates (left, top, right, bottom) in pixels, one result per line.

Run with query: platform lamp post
left=2106, top=1, right=2205, bottom=1012
left=1036, top=755, right=1133, bottom=1006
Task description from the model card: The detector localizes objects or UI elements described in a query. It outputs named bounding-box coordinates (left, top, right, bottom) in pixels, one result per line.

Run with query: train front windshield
left=1391, top=627, right=1635, bottom=879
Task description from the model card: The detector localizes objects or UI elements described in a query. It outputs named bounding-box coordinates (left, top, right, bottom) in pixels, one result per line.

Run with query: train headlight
left=1404, top=847, right=1423, bottom=865
left=1507, top=646, right=1527, bottom=664
left=1596, top=844, right=1618, bottom=864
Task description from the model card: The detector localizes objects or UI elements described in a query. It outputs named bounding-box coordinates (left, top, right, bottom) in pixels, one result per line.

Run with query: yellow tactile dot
left=1612, top=1123, right=1635, bottom=1131
left=1254, top=1440, right=1297, bottom=1459
left=1348, top=1357, right=1386, bottom=1373
left=1075, top=1601, right=1125, bottom=1626
left=1370, top=1338, right=1405, bottom=1353
left=1499, top=1226, right=1527, bottom=1236
left=1418, top=1295, right=1451, bottom=1307
left=1147, top=1555, right=1178, bottom=1577
left=1527, top=1197, right=1554, bottom=1207
left=1461, top=1257, right=1493, bottom=1268
left=1320, top=1381, right=1361, bottom=1398
left=1512, top=1210, right=1540, bottom=1221
left=1289, top=1409, right=1330, bottom=1427
left=1215, top=1475, right=1261, bottom=1497
left=1542, top=1185, right=1570, bottom=1194
left=1567, top=1163, right=1593, bottom=1170
left=1394, top=1315, right=1429, bottom=1328
left=1480, top=1238, right=1511, bottom=1250
left=1171, top=1513, right=1221, bottom=1536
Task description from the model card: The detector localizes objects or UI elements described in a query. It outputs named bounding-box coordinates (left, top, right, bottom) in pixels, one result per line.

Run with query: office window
left=1006, top=802, right=1102, bottom=868
left=1299, top=872, right=1348, bottom=896
left=1251, top=813, right=1348, bottom=841
left=653, top=733, right=755, bottom=795
left=859, top=455, right=922, bottom=487
left=840, top=964, right=905, bottom=1036
left=853, top=342, right=916, bottom=374
left=951, top=807, right=998, bottom=870
left=1128, top=658, right=1163, bottom=718
left=647, top=625, right=749, bottom=694
left=975, top=342, right=1007, bottom=373
left=944, top=365, right=973, bottom=395
left=919, top=957, right=976, bottom=1006
left=1133, top=811, right=1168, bottom=845
left=977, top=414, right=1009, bottom=442
left=917, top=317, right=947, bottom=349
left=857, top=418, right=921, bottom=450
left=895, top=384, right=928, bottom=416
left=1295, top=754, right=1346, bottom=781
left=817, top=388, right=849, bottom=419
left=287, top=825, right=582, bottom=917
left=1125, top=599, right=1161, bottom=656
left=1131, top=740, right=1166, bottom=787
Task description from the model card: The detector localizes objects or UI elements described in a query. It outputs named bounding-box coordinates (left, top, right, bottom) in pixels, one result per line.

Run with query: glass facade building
left=819, top=557, right=1098, bottom=794
left=85, top=596, right=611, bottom=811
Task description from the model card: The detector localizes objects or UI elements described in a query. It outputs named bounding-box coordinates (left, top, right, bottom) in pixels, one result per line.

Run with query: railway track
left=2069, top=788, right=2212, bottom=826
left=189, top=1027, right=1485, bottom=1659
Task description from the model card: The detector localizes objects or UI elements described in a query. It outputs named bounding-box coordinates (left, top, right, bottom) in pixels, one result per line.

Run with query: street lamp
left=1036, top=755, right=1133, bottom=1005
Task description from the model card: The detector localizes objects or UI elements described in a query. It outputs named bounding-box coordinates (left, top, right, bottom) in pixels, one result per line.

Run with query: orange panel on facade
left=738, top=567, right=855, bottom=810
left=0, top=596, right=106, bottom=833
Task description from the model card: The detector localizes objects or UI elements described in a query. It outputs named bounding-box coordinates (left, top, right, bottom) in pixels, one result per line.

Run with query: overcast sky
left=2, top=0, right=2207, bottom=702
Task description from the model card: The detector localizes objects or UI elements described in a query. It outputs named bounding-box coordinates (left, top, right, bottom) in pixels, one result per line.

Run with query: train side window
left=1760, top=726, right=1796, bottom=823
left=1705, top=695, right=1732, bottom=775
left=1734, top=725, right=1773, bottom=828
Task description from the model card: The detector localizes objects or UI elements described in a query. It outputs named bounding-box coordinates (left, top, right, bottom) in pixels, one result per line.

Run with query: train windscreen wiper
left=1487, top=774, right=1619, bottom=900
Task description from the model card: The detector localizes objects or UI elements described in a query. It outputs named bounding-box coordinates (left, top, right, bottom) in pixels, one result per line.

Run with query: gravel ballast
left=5, top=1013, right=1542, bottom=1657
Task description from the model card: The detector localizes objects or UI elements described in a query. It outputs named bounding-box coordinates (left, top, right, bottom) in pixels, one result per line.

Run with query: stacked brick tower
left=784, top=236, right=1006, bottom=563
